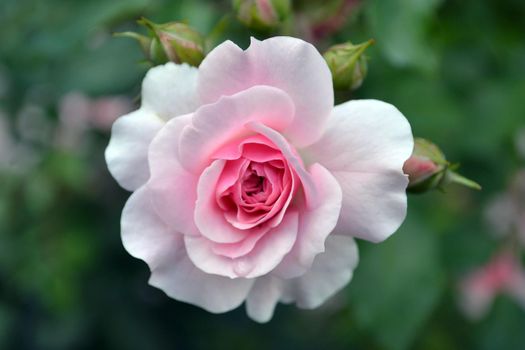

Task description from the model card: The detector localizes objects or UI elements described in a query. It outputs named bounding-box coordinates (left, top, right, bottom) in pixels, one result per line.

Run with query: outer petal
left=245, top=235, right=359, bottom=323
left=290, top=235, right=359, bottom=309
left=141, top=63, right=200, bottom=121
left=304, top=99, right=413, bottom=243
left=105, top=110, right=163, bottom=191
left=245, top=275, right=285, bottom=323
left=121, top=186, right=254, bottom=313
left=272, top=163, right=343, bottom=278
left=106, top=63, right=200, bottom=191
left=179, top=85, right=295, bottom=173
left=147, top=114, right=199, bottom=236
left=198, top=37, right=333, bottom=147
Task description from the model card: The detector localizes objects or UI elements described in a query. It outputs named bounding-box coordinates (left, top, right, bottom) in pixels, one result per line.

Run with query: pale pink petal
left=121, top=186, right=179, bottom=269
left=211, top=229, right=267, bottom=259
left=147, top=114, right=200, bottom=236
left=198, top=36, right=333, bottom=147
left=245, top=275, right=285, bottom=323
left=121, top=186, right=254, bottom=313
left=185, top=211, right=299, bottom=279
left=179, top=85, right=295, bottom=173
left=287, top=235, right=358, bottom=309
left=245, top=235, right=358, bottom=323
left=141, top=63, right=200, bottom=121
left=272, top=164, right=343, bottom=278
left=330, top=171, right=409, bottom=243
left=105, top=109, right=163, bottom=191
left=106, top=62, right=200, bottom=191
left=304, top=99, right=413, bottom=243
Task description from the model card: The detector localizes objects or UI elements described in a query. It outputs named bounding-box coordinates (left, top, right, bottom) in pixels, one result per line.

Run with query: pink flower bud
left=233, top=0, right=291, bottom=31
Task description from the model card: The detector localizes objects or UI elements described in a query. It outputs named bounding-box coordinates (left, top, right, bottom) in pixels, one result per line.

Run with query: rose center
left=241, top=164, right=270, bottom=203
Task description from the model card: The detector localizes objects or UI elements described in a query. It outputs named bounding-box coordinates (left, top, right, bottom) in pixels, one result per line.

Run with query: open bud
left=138, top=18, right=205, bottom=67
left=404, top=138, right=481, bottom=194
left=233, top=0, right=291, bottom=31
left=323, top=39, right=374, bottom=91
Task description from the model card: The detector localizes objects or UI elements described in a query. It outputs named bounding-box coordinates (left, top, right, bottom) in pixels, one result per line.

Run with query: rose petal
left=245, top=235, right=358, bottom=323
left=179, top=85, right=295, bottom=173
left=213, top=134, right=280, bottom=160
left=195, top=159, right=253, bottom=243
left=121, top=186, right=178, bottom=268
left=141, top=63, right=200, bottom=121
left=106, top=62, right=200, bottom=191
left=121, top=186, right=254, bottom=313
left=105, top=109, right=163, bottom=191
left=147, top=114, right=200, bottom=236
left=185, top=211, right=299, bottom=279
left=245, top=275, right=285, bottom=323
left=288, top=235, right=358, bottom=309
left=211, top=229, right=267, bottom=259
left=272, top=163, right=343, bottom=278
left=247, top=121, right=318, bottom=208
left=198, top=36, right=333, bottom=147
left=304, top=99, right=413, bottom=243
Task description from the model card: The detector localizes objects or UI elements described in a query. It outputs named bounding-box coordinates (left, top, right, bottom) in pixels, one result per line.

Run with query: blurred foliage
left=1, top=0, right=525, bottom=349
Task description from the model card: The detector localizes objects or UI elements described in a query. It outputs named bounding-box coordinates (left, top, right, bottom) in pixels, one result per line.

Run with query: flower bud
left=233, top=0, right=291, bottom=31
left=115, top=31, right=169, bottom=65
left=404, top=138, right=481, bottom=193
left=323, top=39, right=373, bottom=91
left=139, top=18, right=205, bottom=67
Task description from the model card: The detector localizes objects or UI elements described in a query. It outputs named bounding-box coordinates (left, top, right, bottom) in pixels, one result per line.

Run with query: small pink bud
left=404, top=138, right=481, bottom=193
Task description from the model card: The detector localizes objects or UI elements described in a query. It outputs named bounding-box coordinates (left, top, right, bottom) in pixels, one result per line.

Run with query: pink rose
left=106, top=37, right=413, bottom=322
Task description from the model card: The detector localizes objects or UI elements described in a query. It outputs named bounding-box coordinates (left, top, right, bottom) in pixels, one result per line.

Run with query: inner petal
left=213, top=134, right=301, bottom=233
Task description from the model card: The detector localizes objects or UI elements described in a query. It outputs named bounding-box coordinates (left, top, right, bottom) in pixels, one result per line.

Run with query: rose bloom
left=106, top=36, right=413, bottom=322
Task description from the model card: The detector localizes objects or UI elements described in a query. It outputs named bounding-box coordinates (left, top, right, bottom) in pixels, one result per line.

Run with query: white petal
left=304, top=99, right=413, bottom=243
left=245, top=235, right=359, bottom=322
left=246, top=275, right=285, bottom=323
left=105, top=110, right=163, bottom=191
left=121, top=186, right=254, bottom=313
left=142, top=63, right=200, bottom=121
left=291, top=235, right=358, bottom=309
left=147, top=114, right=200, bottom=237
left=121, top=186, right=178, bottom=268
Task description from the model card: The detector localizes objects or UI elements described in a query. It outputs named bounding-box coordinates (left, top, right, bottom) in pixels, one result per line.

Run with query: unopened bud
left=404, top=138, right=481, bottom=193
left=139, top=18, right=205, bottom=67
left=233, top=0, right=291, bottom=31
left=115, top=31, right=168, bottom=65
left=323, top=39, right=374, bottom=91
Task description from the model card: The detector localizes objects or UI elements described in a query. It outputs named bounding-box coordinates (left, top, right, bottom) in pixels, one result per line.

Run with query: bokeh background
left=1, top=0, right=525, bottom=349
